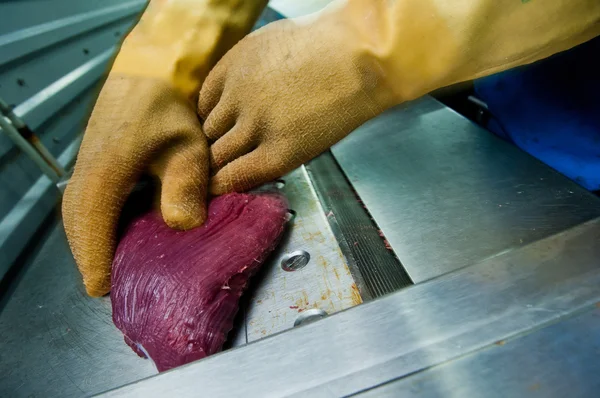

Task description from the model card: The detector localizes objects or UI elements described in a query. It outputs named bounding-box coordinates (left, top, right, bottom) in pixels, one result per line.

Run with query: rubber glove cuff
left=112, top=0, right=268, bottom=101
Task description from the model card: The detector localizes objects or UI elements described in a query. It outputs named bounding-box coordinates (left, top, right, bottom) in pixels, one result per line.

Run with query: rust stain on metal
left=596, top=302, right=600, bottom=308
left=495, top=340, right=506, bottom=346
left=322, top=274, right=332, bottom=293
left=302, top=231, right=326, bottom=243
left=350, top=283, right=362, bottom=305
left=317, top=255, right=328, bottom=268
left=295, top=291, right=310, bottom=310
left=344, top=263, right=353, bottom=277
left=332, top=267, right=340, bottom=281
left=321, top=289, right=332, bottom=301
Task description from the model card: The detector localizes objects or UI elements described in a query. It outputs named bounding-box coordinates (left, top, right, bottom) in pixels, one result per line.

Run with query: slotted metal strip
left=306, top=152, right=413, bottom=298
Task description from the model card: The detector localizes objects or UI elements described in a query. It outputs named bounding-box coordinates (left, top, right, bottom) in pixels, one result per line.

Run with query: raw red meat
left=111, top=192, right=288, bottom=372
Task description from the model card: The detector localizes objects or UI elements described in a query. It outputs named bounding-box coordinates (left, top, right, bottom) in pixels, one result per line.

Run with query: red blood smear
left=111, top=192, right=288, bottom=372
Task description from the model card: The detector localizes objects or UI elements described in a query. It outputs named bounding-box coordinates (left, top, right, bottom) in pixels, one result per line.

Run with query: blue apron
left=474, top=36, right=600, bottom=191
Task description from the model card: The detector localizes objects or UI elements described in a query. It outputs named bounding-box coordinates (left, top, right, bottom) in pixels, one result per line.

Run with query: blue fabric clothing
left=474, top=37, right=600, bottom=191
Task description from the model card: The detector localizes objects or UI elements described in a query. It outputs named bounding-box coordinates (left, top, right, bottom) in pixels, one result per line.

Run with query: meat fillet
left=111, top=192, right=288, bottom=372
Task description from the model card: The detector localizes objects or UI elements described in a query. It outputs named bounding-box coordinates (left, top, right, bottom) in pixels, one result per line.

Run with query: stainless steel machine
left=2, top=96, right=599, bottom=397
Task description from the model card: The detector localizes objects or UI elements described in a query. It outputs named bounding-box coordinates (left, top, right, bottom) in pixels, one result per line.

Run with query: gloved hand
left=199, top=0, right=600, bottom=195
left=198, top=8, right=402, bottom=195
left=63, top=0, right=267, bottom=297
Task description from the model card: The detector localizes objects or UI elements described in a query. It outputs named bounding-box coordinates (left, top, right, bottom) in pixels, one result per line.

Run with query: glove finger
left=155, top=139, right=209, bottom=230
left=210, top=125, right=258, bottom=171
left=62, top=156, right=139, bottom=297
left=202, top=98, right=238, bottom=142
left=198, top=60, right=227, bottom=120
left=209, top=145, right=286, bottom=195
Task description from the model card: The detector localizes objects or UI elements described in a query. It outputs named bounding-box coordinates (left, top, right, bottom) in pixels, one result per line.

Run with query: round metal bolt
left=281, top=250, right=310, bottom=272
left=294, top=308, right=328, bottom=327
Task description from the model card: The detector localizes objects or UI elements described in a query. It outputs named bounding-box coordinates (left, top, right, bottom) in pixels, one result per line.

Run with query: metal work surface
left=0, top=169, right=358, bottom=397
left=0, top=220, right=155, bottom=397
left=102, top=218, right=600, bottom=397
left=233, top=167, right=360, bottom=345
left=358, top=306, right=600, bottom=397
left=332, top=96, right=600, bottom=283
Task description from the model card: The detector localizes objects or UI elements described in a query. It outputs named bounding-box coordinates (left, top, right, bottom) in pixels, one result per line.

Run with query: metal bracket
left=0, top=97, right=65, bottom=184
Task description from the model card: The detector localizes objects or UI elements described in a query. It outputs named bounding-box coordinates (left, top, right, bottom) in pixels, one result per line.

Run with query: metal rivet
left=275, top=179, right=285, bottom=189
left=294, top=309, right=328, bottom=327
left=281, top=250, right=310, bottom=272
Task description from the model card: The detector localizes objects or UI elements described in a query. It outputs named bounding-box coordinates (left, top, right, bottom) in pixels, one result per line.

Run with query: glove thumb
left=154, top=140, right=209, bottom=230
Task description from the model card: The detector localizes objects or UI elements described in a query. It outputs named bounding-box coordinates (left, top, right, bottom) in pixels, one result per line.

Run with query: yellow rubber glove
left=199, top=0, right=600, bottom=195
left=63, top=0, right=267, bottom=297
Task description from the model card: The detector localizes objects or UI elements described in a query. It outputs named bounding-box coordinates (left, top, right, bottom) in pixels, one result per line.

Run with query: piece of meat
left=111, top=192, right=288, bottom=372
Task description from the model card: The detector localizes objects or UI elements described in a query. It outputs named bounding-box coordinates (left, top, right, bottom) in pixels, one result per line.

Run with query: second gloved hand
left=198, top=6, right=402, bottom=195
